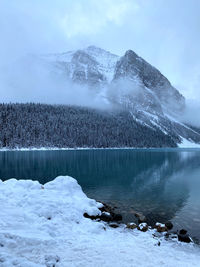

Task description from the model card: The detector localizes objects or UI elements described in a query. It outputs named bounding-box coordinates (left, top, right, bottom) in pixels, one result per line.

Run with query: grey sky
left=0, top=0, right=200, bottom=101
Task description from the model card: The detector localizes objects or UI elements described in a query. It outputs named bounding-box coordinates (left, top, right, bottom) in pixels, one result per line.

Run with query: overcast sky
left=0, top=0, right=200, bottom=101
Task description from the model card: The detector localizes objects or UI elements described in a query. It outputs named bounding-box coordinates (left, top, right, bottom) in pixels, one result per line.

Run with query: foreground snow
left=0, top=176, right=199, bottom=267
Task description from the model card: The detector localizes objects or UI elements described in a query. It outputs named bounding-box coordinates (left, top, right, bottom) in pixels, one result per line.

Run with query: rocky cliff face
left=113, top=50, right=185, bottom=114
left=40, top=46, right=200, bottom=147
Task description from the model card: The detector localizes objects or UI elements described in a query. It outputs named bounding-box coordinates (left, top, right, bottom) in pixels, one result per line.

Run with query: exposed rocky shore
left=84, top=202, right=193, bottom=244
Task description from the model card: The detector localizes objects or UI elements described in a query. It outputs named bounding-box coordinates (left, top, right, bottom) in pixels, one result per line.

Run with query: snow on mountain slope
left=113, top=49, right=185, bottom=114
left=0, top=175, right=200, bottom=266
left=85, top=46, right=119, bottom=82
left=38, top=46, right=200, bottom=147
left=41, top=45, right=119, bottom=83
left=179, top=137, right=200, bottom=148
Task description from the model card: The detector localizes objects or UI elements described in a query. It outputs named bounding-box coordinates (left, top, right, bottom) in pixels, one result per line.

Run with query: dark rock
left=179, top=229, right=187, bottom=235
left=178, top=229, right=191, bottom=243
left=126, top=223, right=137, bottom=230
left=83, top=213, right=99, bottom=220
left=100, top=212, right=113, bottom=222
left=109, top=223, right=119, bottom=228
left=154, top=223, right=168, bottom=233
left=138, top=223, right=148, bottom=232
left=99, top=203, right=114, bottom=214
left=112, top=213, right=122, bottom=221
left=84, top=204, right=121, bottom=223
left=165, top=221, right=173, bottom=230
left=98, top=202, right=122, bottom=222
left=135, top=212, right=147, bottom=224
left=145, top=212, right=169, bottom=226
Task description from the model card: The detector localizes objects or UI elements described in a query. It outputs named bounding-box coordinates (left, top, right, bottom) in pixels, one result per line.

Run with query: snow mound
left=0, top=176, right=199, bottom=266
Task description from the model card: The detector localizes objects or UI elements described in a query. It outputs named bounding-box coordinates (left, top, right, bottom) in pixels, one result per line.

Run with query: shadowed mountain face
left=113, top=50, right=185, bottom=114
left=39, top=46, right=200, bottom=147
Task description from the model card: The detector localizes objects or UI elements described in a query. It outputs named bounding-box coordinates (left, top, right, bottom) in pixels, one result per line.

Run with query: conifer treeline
left=0, top=103, right=177, bottom=148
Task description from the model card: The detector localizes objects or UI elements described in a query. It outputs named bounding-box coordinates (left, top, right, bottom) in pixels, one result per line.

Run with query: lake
left=0, top=148, right=200, bottom=242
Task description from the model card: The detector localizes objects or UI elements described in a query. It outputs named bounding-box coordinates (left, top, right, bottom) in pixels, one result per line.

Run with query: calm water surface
left=0, top=148, right=200, bottom=241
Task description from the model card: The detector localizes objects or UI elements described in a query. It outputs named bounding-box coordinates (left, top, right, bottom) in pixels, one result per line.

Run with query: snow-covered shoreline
left=0, top=176, right=199, bottom=266
left=1, top=145, right=200, bottom=152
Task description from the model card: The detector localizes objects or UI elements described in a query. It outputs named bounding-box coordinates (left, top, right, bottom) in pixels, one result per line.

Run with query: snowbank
left=0, top=176, right=199, bottom=267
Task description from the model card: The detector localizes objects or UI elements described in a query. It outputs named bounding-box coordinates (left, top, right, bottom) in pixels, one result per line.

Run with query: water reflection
left=0, top=149, right=200, bottom=239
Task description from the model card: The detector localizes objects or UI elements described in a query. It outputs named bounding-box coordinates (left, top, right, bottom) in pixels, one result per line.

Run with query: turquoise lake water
left=0, top=148, right=200, bottom=241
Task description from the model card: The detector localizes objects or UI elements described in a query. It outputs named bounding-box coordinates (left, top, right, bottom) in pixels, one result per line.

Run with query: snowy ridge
left=85, top=46, right=119, bottom=82
left=0, top=175, right=200, bottom=266
left=166, top=114, right=200, bottom=137
left=41, top=45, right=119, bottom=83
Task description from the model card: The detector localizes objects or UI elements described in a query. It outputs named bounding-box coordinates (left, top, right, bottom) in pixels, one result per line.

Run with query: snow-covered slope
left=85, top=46, right=119, bottom=82
left=113, top=50, right=185, bottom=114
left=41, top=46, right=119, bottom=86
left=178, top=137, right=200, bottom=148
left=39, top=46, right=200, bottom=147
left=0, top=175, right=200, bottom=266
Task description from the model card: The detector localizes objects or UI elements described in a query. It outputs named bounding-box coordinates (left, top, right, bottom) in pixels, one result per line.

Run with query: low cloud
left=0, top=0, right=200, bottom=105
left=0, top=55, right=110, bottom=109
left=179, top=99, right=200, bottom=128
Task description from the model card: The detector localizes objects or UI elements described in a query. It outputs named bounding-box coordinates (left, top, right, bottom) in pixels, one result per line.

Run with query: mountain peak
left=124, top=49, right=138, bottom=59
left=40, top=45, right=185, bottom=114
left=16, top=45, right=200, bottom=146
left=86, top=45, right=105, bottom=52
left=85, top=45, right=118, bottom=58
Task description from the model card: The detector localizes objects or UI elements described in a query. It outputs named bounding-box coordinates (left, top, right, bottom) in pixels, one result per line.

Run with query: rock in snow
left=0, top=176, right=199, bottom=266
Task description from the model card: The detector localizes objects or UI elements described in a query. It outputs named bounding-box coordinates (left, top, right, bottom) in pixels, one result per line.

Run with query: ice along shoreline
left=1, top=145, right=200, bottom=152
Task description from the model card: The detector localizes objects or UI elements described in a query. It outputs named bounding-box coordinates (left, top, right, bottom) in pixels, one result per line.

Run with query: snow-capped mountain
left=40, top=46, right=200, bottom=147
left=41, top=46, right=119, bottom=86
